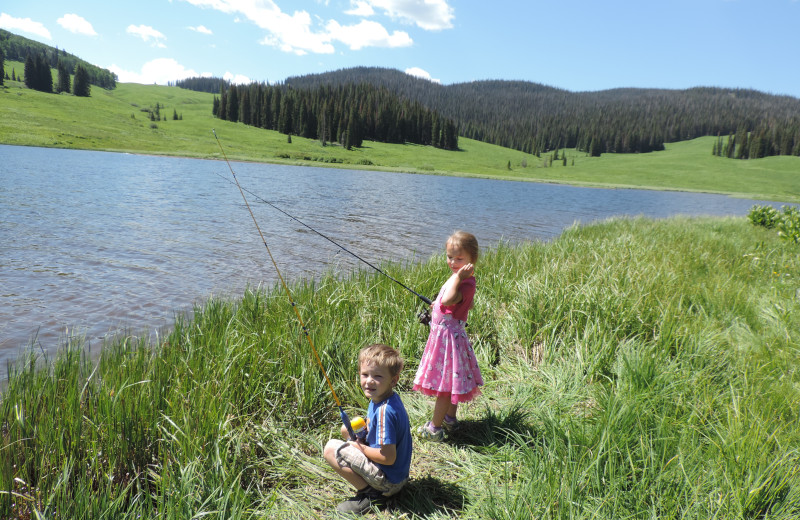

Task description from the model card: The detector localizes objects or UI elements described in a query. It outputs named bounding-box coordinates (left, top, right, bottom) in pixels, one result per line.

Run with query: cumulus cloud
left=109, top=58, right=197, bottom=84
left=223, top=71, right=252, bottom=84
left=257, top=9, right=336, bottom=55
left=365, top=0, right=454, bottom=30
left=178, top=0, right=416, bottom=54
left=57, top=14, right=97, bottom=36
left=345, top=1, right=375, bottom=16
left=188, top=25, right=213, bottom=34
left=0, top=12, right=52, bottom=39
left=327, top=19, right=411, bottom=50
left=127, top=24, right=167, bottom=47
left=405, top=66, right=440, bottom=83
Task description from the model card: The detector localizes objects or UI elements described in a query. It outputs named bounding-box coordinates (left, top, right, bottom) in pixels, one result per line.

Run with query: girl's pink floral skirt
left=413, top=313, right=483, bottom=404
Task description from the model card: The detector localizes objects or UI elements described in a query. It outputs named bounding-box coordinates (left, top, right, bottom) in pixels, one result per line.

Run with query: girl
left=413, top=231, right=483, bottom=441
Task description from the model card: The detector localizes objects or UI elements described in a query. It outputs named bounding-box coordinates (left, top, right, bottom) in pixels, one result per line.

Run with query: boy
left=323, top=343, right=412, bottom=515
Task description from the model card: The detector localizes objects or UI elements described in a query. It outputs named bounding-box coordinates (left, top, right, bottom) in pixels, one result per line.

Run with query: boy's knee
left=323, top=439, right=342, bottom=465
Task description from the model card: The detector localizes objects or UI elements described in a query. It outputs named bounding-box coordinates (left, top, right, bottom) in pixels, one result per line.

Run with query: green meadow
left=2, top=60, right=799, bottom=202
left=2, top=216, right=799, bottom=518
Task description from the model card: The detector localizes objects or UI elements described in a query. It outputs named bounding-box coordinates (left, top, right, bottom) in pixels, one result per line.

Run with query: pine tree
left=0, top=47, right=4, bottom=86
left=24, top=55, right=34, bottom=89
left=220, top=92, right=228, bottom=121
left=56, top=60, right=70, bottom=93
left=37, top=53, right=52, bottom=93
left=278, top=94, right=294, bottom=134
left=240, top=89, right=251, bottom=125
left=226, top=86, right=239, bottom=122
left=73, top=65, right=91, bottom=96
left=735, top=126, right=748, bottom=159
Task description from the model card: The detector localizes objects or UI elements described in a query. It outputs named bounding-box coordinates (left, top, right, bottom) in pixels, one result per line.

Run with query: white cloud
left=181, top=0, right=331, bottom=54
left=405, top=66, right=440, bottom=83
left=257, top=9, right=336, bottom=54
left=57, top=14, right=97, bottom=36
left=188, top=25, right=213, bottom=34
left=178, top=0, right=415, bottom=54
left=327, top=19, right=411, bottom=50
left=365, top=0, right=454, bottom=30
left=127, top=24, right=167, bottom=47
left=345, top=1, right=375, bottom=16
left=109, top=58, right=198, bottom=84
left=0, top=12, right=52, bottom=40
left=223, top=71, right=252, bottom=84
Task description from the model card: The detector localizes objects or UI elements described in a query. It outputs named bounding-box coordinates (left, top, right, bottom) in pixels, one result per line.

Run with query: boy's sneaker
left=336, top=486, right=385, bottom=515
left=417, top=421, right=445, bottom=442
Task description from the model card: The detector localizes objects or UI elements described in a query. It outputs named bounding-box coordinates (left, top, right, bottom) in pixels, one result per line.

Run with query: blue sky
left=2, top=0, right=799, bottom=97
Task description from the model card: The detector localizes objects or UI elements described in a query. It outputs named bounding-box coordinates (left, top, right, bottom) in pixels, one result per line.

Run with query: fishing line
left=213, top=129, right=357, bottom=440
left=210, top=164, right=432, bottom=306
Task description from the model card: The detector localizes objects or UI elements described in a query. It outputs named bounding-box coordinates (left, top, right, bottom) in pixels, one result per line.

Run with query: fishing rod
left=213, top=129, right=357, bottom=441
left=209, top=162, right=432, bottom=307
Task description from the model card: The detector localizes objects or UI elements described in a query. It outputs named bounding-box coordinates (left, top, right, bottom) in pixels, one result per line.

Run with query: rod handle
left=340, top=407, right=357, bottom=441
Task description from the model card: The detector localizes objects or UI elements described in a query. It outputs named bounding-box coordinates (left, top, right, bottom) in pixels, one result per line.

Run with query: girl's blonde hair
left=358, top=343, right=405, bottom=377
left=446, top=231, right=479, bottom=263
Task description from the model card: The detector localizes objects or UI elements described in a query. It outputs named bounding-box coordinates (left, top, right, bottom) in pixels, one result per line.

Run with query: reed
left=2, top=216, right=798, bottom=518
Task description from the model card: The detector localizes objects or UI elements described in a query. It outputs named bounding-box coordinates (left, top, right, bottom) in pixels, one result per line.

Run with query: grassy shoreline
left=2, top=65, right=799, bottom=203
left=2, top=216, right=799, bottom=518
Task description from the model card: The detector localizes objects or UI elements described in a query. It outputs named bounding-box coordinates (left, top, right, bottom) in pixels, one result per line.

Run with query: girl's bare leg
left=431, top=394, right=452, bottom=428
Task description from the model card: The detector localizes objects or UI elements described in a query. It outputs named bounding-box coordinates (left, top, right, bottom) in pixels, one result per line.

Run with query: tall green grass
left=2, top=216, right=799, bottom=518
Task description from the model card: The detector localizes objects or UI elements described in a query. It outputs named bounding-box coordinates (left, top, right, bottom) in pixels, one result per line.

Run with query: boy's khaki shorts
left=327, top=439, right=407, bottom=497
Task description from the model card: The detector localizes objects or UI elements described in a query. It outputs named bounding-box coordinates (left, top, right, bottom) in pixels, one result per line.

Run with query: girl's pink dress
left=413, top=277, right=483, bottom=404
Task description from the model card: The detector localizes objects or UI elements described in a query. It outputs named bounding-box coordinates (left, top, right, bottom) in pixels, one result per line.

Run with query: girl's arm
left=440, top=264, right=474, bottom=306
left=349, top=440, right=397, bottom=465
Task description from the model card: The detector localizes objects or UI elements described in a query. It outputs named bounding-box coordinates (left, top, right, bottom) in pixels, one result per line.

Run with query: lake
left=0, top=144, right=782, bottom=378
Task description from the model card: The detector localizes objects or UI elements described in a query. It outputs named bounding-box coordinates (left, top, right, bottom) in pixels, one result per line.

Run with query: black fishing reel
left=417, top=307, right=432, bottom=326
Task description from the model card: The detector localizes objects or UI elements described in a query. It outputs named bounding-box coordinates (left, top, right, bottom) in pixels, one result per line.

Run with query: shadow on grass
left=447, top=405, right=540, bottom=449
left=388, top=476, right=467, bottom=518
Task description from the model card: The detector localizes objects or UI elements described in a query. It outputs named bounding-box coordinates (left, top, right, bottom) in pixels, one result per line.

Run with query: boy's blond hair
left=447, top=230, right=479, bottom=263
left=359, top=343, right=404, bottom=377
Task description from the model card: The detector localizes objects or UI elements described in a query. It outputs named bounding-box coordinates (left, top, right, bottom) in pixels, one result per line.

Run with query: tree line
left=0, top=28, right=116, bottom=89
left=173, top=76, right=230, bottom=93
left=712, top=123, right=800, bottom=159
left=211, top=81, right=458, bottom=150
left=22, top=51, right=91, bottom=96
left=283, top=67, right=800, bottom=159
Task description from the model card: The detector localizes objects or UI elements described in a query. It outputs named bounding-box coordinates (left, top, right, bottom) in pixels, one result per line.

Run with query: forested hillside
left=173, top=76, right=229, bottom=94
left=0, top=29, right=116, bottom=89
left=284, top=67, right=800, bottom=158
left=213, top=81, right=459, bottom=150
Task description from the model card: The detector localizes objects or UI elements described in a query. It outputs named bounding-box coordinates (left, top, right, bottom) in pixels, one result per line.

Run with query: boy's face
left=359, top=362, right=398, bottom=403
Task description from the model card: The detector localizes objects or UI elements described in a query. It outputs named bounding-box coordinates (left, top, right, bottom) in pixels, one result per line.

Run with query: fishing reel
left=417, top=306, right=432, bottom=326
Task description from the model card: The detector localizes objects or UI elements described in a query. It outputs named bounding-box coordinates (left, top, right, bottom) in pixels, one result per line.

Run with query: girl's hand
left=457, top=263, right=474, bottom=280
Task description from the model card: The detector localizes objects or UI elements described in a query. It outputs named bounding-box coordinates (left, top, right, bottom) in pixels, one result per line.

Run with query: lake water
left=0, top=144, right=782, bottom=378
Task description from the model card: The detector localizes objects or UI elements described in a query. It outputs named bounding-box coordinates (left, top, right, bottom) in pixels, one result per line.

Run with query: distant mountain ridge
left=285, top=67, right=800, bottom=157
